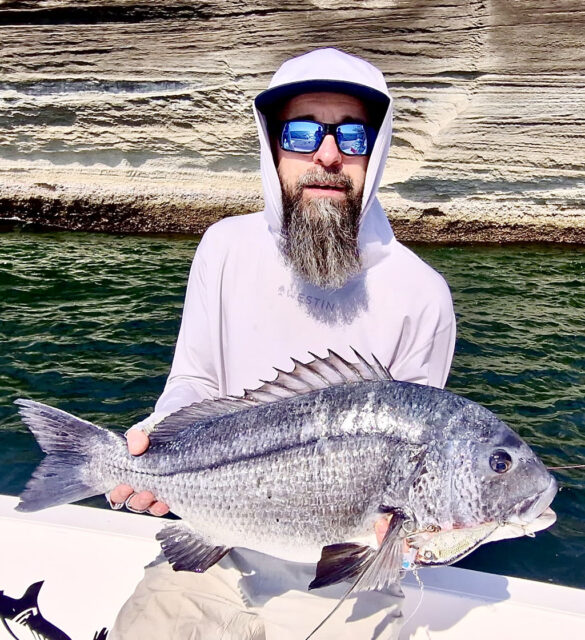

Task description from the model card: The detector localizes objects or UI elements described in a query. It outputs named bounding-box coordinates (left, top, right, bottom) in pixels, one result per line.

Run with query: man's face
left=273, top=92, right=371, bottom=290
left=275, top=92, right=370, bottom=203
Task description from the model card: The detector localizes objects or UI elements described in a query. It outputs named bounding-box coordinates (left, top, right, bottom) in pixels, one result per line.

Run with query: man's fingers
left=149, top=501, right=170, bottom=517
left=126, top=492, right=170, bottom=516
left=109, top=484, right=134, bottom=505
left=127, top=491, right=156, bottom=512
left=108, top=486, right=170, bottom=516
left=127, top=429, right=150, bottom=456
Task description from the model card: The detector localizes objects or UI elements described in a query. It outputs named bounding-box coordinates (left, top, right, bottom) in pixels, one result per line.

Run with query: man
left=109, top=48, right=456, bottom=639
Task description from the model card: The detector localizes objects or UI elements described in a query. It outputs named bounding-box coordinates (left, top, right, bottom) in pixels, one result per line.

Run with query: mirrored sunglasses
left=279, top=120, right=377, bottom=156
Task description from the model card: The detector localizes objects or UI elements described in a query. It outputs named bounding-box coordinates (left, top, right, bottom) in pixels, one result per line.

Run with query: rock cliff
left=1, top=0, right=584, bottom=242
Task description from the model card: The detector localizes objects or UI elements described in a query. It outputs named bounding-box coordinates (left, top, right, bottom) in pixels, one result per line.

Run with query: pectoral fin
left=309, top=543, right=375, bottom=589
left=156, top=523, right=230, bottom=573
left=352, top=513, right=406, bottom=592
left=305, top=510, right=407, bottom=639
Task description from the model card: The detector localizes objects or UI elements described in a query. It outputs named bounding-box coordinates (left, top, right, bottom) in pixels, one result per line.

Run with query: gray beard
left=280, top=170, right=363, bottom=290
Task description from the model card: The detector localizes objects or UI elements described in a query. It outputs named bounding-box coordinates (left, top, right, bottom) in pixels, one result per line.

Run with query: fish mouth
left=408, top=476, right=558, bottom=567
left=484, top=506, right=557, bottom=545
left=506, top=475, right=558, bottom=526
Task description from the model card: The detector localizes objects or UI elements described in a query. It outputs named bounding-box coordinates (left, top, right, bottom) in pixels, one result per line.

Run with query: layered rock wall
left=1, top=0, right=584, bottom=241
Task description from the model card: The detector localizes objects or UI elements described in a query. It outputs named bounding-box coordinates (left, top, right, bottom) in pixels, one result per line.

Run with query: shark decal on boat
left=0, top=580, right=108, bottom=640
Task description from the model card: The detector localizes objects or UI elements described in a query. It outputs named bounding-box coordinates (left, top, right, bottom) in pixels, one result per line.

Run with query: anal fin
left=156, top=523, right=230, bottom=573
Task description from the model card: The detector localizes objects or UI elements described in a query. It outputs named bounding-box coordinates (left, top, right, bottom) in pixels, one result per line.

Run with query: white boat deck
left=1, top=495, right=583, bottom=639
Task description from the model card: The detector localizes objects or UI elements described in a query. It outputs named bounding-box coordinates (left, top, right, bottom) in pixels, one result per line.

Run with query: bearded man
left=108, top=48, right=456, bottom=639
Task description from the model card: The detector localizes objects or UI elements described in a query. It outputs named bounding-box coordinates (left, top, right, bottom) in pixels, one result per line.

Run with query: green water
left=0, top=232, right=583, bottom=588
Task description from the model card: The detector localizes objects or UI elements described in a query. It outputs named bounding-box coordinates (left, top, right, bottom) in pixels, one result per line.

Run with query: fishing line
left=400, top=567, right=425, bottom=630
left=547, top=464, right=585, bottom=470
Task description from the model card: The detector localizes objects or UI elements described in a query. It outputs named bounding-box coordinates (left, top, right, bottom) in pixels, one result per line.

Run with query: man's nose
left=313, top=134, right=342, bottom=167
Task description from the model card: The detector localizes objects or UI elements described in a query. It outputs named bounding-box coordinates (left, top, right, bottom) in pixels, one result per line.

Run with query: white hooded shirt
left=150, top=48, right=456, bottom=419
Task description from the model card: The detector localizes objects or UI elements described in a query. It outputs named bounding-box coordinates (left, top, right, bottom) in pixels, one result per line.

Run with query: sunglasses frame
left=278, top=119, right=377, bottom=157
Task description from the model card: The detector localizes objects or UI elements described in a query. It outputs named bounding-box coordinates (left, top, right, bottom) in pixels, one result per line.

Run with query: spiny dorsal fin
left=149, top=349, right=393, bottom=444
left=243, top=348, right=393, bottom=403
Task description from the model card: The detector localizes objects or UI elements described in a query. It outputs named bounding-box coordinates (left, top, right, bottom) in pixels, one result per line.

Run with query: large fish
left=15, top=350, right=556, bottom=603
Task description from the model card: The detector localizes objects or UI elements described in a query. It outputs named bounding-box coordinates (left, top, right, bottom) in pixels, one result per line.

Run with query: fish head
left=435, top=401, right=558, bottom=526
left=402, top=403, right=557, bottom=566
left=452, top=422, right=557, bottom=529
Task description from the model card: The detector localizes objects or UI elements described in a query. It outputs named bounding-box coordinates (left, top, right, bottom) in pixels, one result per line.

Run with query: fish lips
left=505, top=474, right=558, bottom=526
left=485, top=506, right=557, bottom=544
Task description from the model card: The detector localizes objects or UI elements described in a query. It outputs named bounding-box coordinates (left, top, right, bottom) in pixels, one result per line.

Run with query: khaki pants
left=109, top=549, right=403, bottom=640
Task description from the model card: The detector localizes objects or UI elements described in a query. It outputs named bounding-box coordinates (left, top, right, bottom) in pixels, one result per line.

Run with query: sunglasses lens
left=281, top=121, right=323, bottom=153
left=337, top=123, right=369, bottom=156
left=279, top=120, right=375, bottom=156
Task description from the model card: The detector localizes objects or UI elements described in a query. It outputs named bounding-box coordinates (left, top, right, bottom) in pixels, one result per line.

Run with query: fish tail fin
left=14, top=399, right=122, bottom=512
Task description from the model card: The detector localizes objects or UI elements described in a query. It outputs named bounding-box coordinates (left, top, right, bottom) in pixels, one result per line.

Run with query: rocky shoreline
left=1, top=1, right=584, bottom=243
left=2, top=166, right=583, bottom=243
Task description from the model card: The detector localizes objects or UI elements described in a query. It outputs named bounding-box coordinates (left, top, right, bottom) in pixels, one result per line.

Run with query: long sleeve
left=388, top=274, right=456, bottom=390
left=151, top=233, right=222, bottom=417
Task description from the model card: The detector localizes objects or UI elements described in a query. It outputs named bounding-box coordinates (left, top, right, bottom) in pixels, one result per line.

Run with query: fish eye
left=489, top=449, right=513, bottom=474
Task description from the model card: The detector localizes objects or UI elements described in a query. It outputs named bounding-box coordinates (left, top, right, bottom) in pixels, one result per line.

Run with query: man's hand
left=108, top=430, right=170, bottom=516
left=375, top=517, right=389, bottom=545
left=375, top=515, right=413, bottom=560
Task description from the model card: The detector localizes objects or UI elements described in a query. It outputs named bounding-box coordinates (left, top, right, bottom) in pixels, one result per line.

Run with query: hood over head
left=253, top=48, right=395, bottom=268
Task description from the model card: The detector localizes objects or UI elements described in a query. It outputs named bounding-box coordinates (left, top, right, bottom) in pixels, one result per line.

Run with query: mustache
left=296, top=169, right=354, bottom=191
